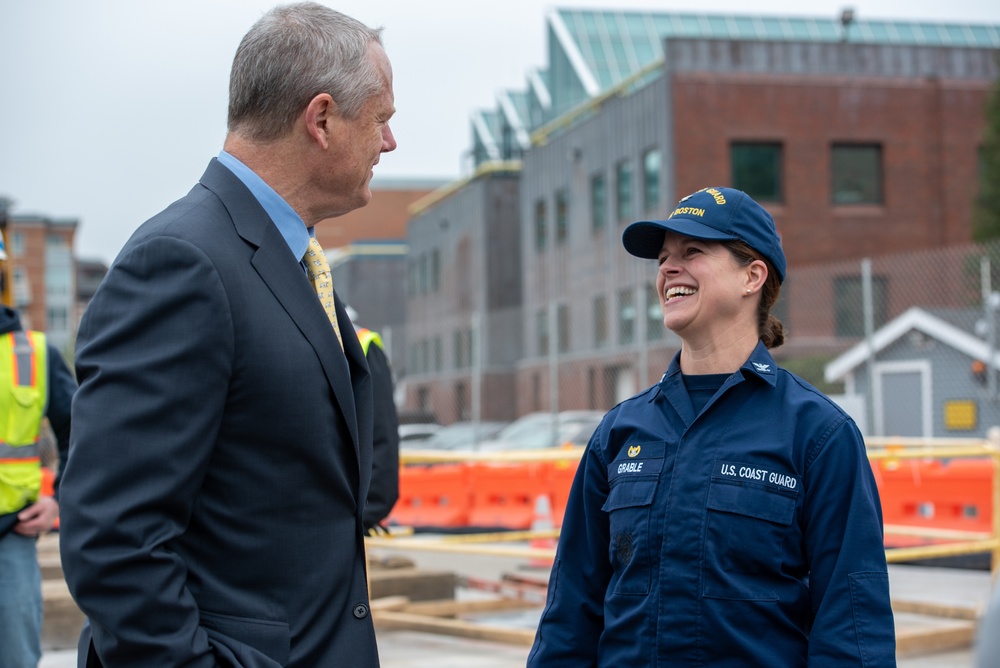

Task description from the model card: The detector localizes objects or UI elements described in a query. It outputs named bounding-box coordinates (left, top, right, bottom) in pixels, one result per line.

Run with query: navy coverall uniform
left=528, top=342, right=896, bottom=667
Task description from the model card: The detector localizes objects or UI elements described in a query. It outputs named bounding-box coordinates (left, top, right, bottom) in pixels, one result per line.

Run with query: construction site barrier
left=875, top=457, right=992, bottom=544
left=389, top=464, right=471, bottom=529
left=465, top=462, right=547, bottom=529
left=388, top=449, right=584, bottom=531
left=865, top=437, right=1000, bottom=583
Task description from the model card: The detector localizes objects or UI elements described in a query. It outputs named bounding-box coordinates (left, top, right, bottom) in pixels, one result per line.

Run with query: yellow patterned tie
left=304, top=237, right=344, bottom=350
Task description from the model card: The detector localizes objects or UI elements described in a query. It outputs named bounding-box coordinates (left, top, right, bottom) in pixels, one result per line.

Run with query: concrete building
left=403, top=8, right=1000, bottom=421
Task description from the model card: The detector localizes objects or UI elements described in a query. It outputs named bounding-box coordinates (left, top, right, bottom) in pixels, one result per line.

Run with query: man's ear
left=304, top=93, right=337, bottom=149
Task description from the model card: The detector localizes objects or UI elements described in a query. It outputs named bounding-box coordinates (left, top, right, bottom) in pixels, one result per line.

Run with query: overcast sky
left=2, top=0, right=1000, bottom=264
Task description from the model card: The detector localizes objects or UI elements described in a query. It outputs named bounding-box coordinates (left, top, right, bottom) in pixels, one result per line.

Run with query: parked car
left=476, top=410, right=604, bottom=452
left=397, top=422, right=441, bottom=445
left=407, top=420, right=510, bottom=451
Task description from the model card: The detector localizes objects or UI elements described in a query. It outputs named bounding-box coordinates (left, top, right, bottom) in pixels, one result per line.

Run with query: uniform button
left=353, top=603, right=369, bottom=619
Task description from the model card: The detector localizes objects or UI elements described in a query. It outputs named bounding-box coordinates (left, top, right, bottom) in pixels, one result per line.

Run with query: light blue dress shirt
left=216, top=150, right=314, bottom=259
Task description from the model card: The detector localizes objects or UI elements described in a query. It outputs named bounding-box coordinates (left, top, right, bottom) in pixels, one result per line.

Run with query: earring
left=745, top=289, right=752, bottom=295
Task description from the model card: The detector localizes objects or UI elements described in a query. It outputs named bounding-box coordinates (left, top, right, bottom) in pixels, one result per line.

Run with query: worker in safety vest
left=345, top=306, right=399, bottom=532
left=0, top=305, right=76, bottom=667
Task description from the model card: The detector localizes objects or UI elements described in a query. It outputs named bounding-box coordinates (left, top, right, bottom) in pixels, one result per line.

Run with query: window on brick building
left=616, top=159, right=633, bottom=223
left=831, top=144, right=883, bottom=204
left=537, top=308, right=549, bottom=356
left=594, top=295, right=608, bottom=348
left=47, top=307, right=68, bottom=332
left=557, top=303, right=570, bottom=353
left=534, top=199, right=547, bottom=251
left=618, top=288, right=636, bottom=344
left=642, top=148, right=662, bottom=215
left=453, top=329, right=468, bottom=369
left=430, top=248, right=440, bottom=292
left=591, top=173, right=606, bottom=234
left=833, top=275, right=888, bottom=337
left=555, top=189, right=569, bottom=245
left=419, top=339, right=429, bottom=373
left=417, top=254, right=428, bottom=295
left=646, top=282, right=664, bottom=341
left=731, top=142, right=783, bottom=202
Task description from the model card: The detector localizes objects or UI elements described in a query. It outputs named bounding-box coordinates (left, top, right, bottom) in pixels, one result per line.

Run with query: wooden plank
left=369, top=568, right=456, bottom=602
left=369, top=596, right=410, bottom=612
left=373, top=611, right=537, bottom=646
left=891, top=599, right=982, bottom=620
left=404, top=598, right=538, bottom=617
left=895, top=623, right=977, bottom=656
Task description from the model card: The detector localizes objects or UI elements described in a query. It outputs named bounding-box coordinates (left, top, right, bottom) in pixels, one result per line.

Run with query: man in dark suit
left=58, top=3, right=396, bottom=666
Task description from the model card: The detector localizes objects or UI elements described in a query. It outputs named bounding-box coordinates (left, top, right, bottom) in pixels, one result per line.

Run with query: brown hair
left=723, top=240, right=785, bottom=349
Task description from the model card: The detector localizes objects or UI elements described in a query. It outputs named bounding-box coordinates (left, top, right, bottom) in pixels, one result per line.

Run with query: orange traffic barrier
left=388, top=464, right=470, bottom=529
left=40, top=466, right=59, bottom=530
left=875, top=457, right=993, bottom=546
left=40, top=466, right=55, bottom=497
left=527, top=494, right=556, bottom=567
left=544, top=456, right=580, bottom=527
left=466, top=463, right=547, bottom=530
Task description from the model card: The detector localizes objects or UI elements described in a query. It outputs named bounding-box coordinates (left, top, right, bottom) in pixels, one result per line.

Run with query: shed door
left=874, top=360, right=932, bottom=438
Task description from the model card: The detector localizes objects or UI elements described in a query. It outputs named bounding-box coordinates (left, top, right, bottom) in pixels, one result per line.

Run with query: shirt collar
left=740, top=341, right=779, bottom=387
left=217, top=150, right=312, bottom=260
left=655, top=340, right=778, bottom=399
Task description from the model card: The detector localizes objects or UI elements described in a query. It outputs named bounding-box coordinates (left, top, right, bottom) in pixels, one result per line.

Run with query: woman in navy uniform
left=528, top=187, right=895, bottom=666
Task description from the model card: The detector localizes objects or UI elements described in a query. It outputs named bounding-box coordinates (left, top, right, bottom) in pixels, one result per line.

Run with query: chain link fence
left=390, top=240, right=1000, bottom=442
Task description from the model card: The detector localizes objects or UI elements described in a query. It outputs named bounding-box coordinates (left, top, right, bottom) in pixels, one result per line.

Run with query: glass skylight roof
left=555, top=9, right=1000, bottom=92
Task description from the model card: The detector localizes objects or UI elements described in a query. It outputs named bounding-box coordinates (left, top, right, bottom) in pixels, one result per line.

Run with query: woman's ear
left=745, top=259, right=768, bottom=295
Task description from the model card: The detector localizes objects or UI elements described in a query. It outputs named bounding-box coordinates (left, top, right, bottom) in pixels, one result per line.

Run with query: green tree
left=973, top=60, right=1000, bottom=242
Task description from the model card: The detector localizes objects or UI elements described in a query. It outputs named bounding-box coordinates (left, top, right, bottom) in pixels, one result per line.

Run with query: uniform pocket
left=702, top=481, right=796, bottom=601
left=850, top=572, right=895, bottom=666
left=602, top=477, right=657, bottom=595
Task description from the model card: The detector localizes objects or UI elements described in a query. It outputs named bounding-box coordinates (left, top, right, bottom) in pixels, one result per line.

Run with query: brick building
left=402, top=8, right=1000, bottom=423
left=2, top=213, right=77, bottom=355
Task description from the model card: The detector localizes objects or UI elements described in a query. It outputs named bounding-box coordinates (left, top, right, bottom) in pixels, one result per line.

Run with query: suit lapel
left=199, top=160, right=362, bottom=469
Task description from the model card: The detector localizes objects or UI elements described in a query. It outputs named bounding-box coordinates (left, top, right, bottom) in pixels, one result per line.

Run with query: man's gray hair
left=228, top=2, right=385, bottom=141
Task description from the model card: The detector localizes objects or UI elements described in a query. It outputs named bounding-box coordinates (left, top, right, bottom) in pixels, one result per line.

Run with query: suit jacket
left=59, top=159, right=378, bottom=667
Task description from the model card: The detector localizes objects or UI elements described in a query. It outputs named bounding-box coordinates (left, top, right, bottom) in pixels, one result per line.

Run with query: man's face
left=322, top=42, right=397, bottom=217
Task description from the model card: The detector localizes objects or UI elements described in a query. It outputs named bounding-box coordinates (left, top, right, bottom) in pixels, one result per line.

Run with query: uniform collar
left=739, top=341, right=779, bottom=388
left=654, top=339, right=778, bottom=399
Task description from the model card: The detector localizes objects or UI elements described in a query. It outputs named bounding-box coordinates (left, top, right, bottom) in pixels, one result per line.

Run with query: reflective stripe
left=0, top=442, right=40, bottom=460
left=357, top=328, right=384, bottom=356
left=10, top=330, right=36, bottom=388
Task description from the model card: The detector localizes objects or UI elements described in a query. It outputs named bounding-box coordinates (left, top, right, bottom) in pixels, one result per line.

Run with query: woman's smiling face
left=655, top=232, right=752, bottom=343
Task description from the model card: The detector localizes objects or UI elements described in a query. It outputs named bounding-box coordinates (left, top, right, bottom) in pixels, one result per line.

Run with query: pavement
left=40, top=544, right=994, bottom=667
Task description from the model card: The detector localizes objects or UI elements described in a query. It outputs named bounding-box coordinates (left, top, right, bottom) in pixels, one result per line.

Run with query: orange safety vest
left=0, top=330, right=48, bottom=515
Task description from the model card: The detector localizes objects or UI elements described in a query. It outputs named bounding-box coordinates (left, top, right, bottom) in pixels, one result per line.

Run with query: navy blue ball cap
left=622, top=187, right=786, bottom=283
